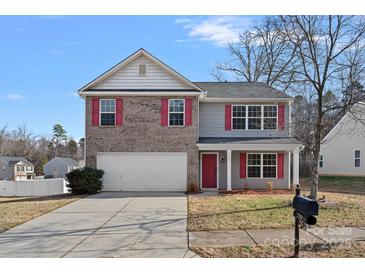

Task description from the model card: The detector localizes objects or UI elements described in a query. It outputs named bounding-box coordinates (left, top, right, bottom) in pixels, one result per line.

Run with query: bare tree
left=214, top=17, right=297, bottom=92
left=279, top=15, right=365, bottom=198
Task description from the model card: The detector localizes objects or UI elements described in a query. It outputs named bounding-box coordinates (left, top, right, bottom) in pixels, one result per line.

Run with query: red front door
left=202, top=154, right=217, bottom=188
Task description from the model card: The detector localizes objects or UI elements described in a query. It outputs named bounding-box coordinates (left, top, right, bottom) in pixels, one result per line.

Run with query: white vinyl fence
left=0, top=178, right=69, bottom=197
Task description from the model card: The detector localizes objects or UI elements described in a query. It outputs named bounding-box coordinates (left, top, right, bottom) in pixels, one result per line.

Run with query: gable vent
left=139, top=64, right=147, bottom=76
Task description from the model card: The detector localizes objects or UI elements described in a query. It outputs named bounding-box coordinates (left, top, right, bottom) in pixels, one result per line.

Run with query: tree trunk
left=310, top=93, right=323, bottom=199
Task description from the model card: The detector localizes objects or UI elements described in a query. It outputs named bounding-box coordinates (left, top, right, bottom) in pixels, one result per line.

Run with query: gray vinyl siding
left=200, top=151, right=290, bottom=190
left=43, top=159, right=73, bottom=178
left=93, top=55, right=191, bottom=90
left=199, top=102, right=290, bottom=138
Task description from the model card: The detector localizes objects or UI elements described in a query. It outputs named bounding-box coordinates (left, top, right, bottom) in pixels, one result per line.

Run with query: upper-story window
left=100, top=99, right=116, bottom=126
left=231, top=105, right=278, bottom=130
left=26, top=166, right=33, bottom=172
left=16, top=165, right=25, bottom=172
left=232, top=105, right=246, bottom=129
left=264, top=106, right=277, bottom=129
left=248, top=106, right=262, bottom=129
left=354, top=150, right=361, bottom=167
left=139, top=64, right=147, bottom=76
left=168, top=99, right=184, bottom=126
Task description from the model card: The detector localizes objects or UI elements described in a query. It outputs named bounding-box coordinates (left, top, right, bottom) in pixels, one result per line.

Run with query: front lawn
left=192, top=241, right=365, bottom=258
left=188, top=191, right=365, bottom=231
left=301, top=176, right=365, bottom=194
left=0, top=195, right=81, bottom=232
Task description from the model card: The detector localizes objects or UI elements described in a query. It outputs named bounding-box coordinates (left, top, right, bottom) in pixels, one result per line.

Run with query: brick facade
left=85, top=96, right=199, bottom=190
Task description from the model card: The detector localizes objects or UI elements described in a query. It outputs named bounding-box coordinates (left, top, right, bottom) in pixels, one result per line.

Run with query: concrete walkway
left=0, top=192, right=198, bottom=258
left=189, top=227, right=365, bottom=248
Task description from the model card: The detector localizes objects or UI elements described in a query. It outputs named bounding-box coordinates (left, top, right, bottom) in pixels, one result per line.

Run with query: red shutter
left=277, top=153, right=284, bottom=179
left=240, top=153, right=247, bottom=178
left=116, top=98, right=123, bottom=126
left=161, top=98, right=168, bottom=126
left=91, top=97, right=100, bottom=126
left=278, top=104, right=285, bottom=130
left=185, top=98, right=192, bottom=126
left=225, top=104, right=232, bottom=131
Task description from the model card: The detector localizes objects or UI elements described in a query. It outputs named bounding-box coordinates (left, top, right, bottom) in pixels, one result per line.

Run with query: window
left=354, top=150, right=361, bottom=167
left=139, top=64, right=146, bottom=76
left=263, top=154, right=277, bottom=178
left=100, top=99, right=116, bottom=126
left=264, top=106, right=277, bottom=129
left=319, top=155, right=324, bottom=168
left=248, top=106, right=262, bottom=129
left=232, top=105, right=246, bottom=129
left=16, top=165, right=25, bottom=172
left=247, top=154, right=261, bottom=178
left=26, top=166, right=33, bottom=172
left=248, top=153, right=277, bottom=178
left=168, top=99, right=184, bottom=126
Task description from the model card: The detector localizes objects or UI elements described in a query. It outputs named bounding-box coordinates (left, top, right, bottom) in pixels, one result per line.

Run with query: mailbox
left=293, top=195, right=319, bottom=225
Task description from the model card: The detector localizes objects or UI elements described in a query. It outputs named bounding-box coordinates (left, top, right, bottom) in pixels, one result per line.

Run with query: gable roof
left=49, top=157, right=78, bottom=167
left=78, top=48, right=204, bottom=94
left=0, top=156, right=33, bottom=167
left=194, top=82, right=293, bottom=101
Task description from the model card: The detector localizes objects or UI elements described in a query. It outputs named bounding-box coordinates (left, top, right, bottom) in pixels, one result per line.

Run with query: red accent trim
left=277, top=153, right=284, bottom=179
left=91, top=97, right=100, bottom=126
left=116, top=98, right=123, bottom=126
left=161, top=98, right=168, bottom=126
left=278, top=104, right=285, bottom=130
left=240, top=153, right=247, bottom=178
left=185, top=98, right=192, bottom=126
left=225, top=104, right=232, bottom=131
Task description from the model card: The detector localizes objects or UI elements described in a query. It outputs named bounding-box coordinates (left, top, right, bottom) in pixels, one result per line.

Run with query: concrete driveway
left=0, top=192, right=197, bottom=258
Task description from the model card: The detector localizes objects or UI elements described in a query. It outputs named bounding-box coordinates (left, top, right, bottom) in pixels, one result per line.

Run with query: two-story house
left=78, top=49, right=302, bottom=192
left=0, top=156, right=35, bottom=181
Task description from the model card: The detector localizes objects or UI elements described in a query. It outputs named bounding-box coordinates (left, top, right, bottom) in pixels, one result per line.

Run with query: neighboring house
left=0, top=156, right=35, bottom=181
left=78, top=48, right=303, bottom=192
left=43, top=157, right=79, bottom=178
left=319, top=102, right=365, bottom=177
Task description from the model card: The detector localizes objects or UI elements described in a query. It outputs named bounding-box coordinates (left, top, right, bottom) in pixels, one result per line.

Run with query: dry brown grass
left=188, top=191, right=365, bottom=231
left=192, top=241, right=365, bottom=258
left=0, top=195, right=81, bottom=232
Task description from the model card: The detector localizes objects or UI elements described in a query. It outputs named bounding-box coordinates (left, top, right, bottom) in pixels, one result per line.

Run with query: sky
left=0, top=16, right=260, bottom=140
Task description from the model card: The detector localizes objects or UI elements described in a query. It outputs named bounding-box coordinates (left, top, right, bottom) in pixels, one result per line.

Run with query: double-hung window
left=100, top=99, right=116, bottom=126
left=248, top=153, right=277, bottom=178
left=319, top=155, right=324, bottom=168
left=248, top=106, right=262, bottom=129
left=168, top=99, right=184, bottom=126
left=264, top=106, right=277, bottom=129
left=354, top=150, right=361, bottom=167
left=232, top=105, right=246, bottom=129
left=16, top=166, right=25, bottom=172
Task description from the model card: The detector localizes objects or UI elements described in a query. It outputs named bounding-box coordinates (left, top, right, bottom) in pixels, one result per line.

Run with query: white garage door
left=97, top=152, right=187, bottom=191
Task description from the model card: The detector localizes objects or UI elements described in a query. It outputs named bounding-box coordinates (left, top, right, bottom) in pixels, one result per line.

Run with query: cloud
left=175, top=16, right=253, bottom=47
left=62, top=41, right=80, bottom=47
left=4, top=93, right=26, bottom=100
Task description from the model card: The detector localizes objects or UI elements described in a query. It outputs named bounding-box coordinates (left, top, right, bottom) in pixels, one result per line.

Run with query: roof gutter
left=78, top=91, right=205, bottom=97
left=202, top=97, right=294, bottom=103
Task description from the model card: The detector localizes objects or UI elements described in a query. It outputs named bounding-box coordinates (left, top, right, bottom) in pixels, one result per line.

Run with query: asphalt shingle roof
left=194, top=82, right=292, bottom=99
left=0, top=156, right=33, bottom=166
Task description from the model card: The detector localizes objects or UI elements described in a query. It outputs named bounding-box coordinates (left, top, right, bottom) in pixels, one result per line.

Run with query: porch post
left=227, top=149, right=232, bottom=191
left=293, top=149, right=299, bottom=187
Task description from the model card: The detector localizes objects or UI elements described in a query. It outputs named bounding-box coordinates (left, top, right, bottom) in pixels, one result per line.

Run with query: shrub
left=65, top=167, right=104, bottom=195
left=44, top=174, right=54, bottom=179
left=266, top=180, right=273, bottom=191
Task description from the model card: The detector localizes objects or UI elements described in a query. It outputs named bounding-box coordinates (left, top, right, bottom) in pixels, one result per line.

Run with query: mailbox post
left=292, top=185, right=319, bottom=257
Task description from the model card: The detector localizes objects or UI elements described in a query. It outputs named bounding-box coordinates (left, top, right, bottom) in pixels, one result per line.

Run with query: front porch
left=197, top=138, right=303, bottom=191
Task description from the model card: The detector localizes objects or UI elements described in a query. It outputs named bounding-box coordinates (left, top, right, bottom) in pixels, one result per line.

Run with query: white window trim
left=231, top=105, right=278, bottom=130
left=247, top=153, right=278, bottom=179
left=168, top=99, right=185, bottom=127
left=354, top=149, right=361, bottom=168
left=99, top=99, right=116, bottom=127
left=231, top=105, right=246, bottom=130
